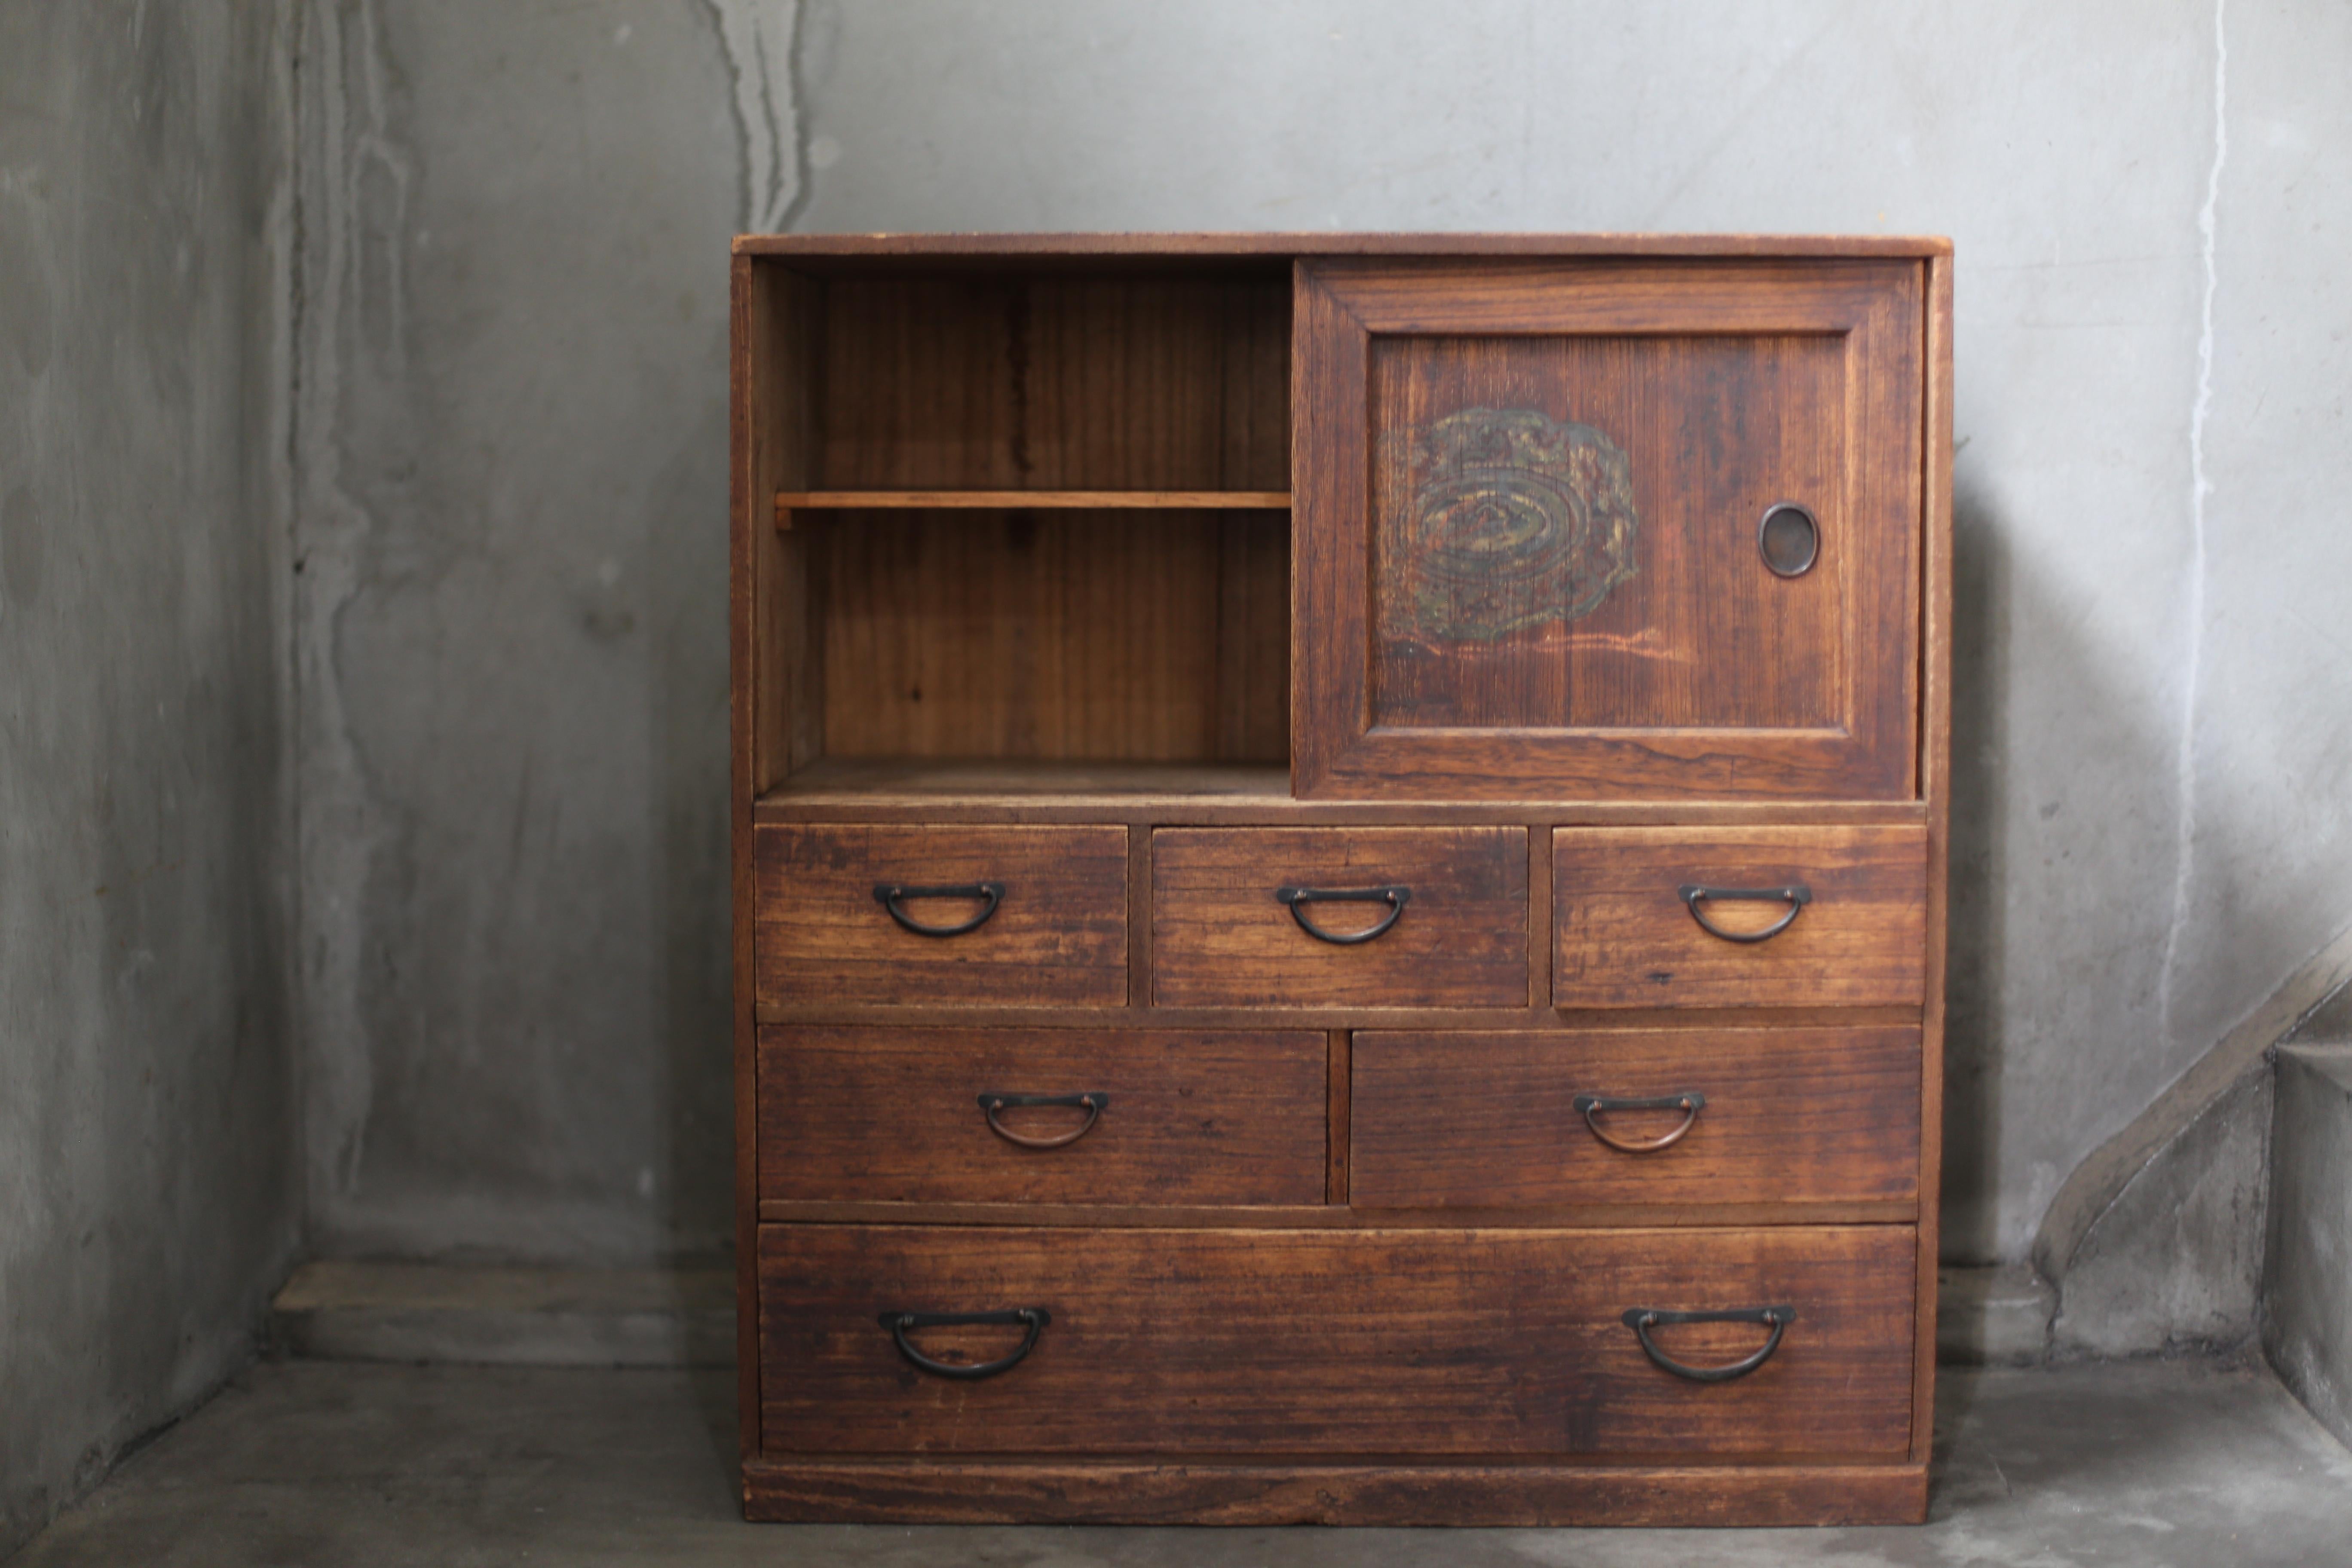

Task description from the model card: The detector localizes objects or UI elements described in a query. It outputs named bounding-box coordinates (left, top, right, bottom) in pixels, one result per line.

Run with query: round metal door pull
left=978, top=1091, right=1108, bottom=1149
left=1572, top=1091, right=1707, bottom=1153
left=881, top=1307, right=1051, bottom=1380
left=1622, top=1305, right=1795, bottom=1382
left=1758, top=502, right=1820, bottom=577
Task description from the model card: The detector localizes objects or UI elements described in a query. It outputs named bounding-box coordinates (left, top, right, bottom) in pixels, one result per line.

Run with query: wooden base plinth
left=742, top=1458, right=1929, bottom=1527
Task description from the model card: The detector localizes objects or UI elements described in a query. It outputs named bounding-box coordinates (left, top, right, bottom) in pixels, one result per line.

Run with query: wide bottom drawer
left=758, top=1224, right=1915, bottom=1458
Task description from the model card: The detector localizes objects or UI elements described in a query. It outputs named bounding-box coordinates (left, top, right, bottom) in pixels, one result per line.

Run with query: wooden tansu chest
left=729, top=234, right=1951, bottom=1526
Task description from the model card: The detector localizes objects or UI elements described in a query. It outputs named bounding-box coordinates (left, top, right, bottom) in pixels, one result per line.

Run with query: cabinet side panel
left=735, top=257, right=820, bottom=1472
left=1914, top=251, right=1954, bottom=1463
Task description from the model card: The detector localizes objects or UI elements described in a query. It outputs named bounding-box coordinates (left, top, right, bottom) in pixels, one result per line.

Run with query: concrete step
left=270, top=1262, right=734, bottom=1368
left=1937, top=1262, right=2056, bottom=1364
left=2264, top=1041, right=2352, bottom=1447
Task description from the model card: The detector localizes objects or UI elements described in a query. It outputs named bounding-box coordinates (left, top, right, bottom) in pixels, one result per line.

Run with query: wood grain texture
left=755, top=824, right=1126, bottom=1007
left=1293, top=259, right=1921, bottom=801
left=812, top=508, right=1287, bottom=763
left=734, top=232, right=1953, bottom=261
left=1368, top=334, right=1844, bottom=731
left=756, top=1224, right=1916, bottom=1457
left=1325, top=1029, right=1350, bottom=1203
left=741, top=1456, right=1929, bottom=1526
left=1552, top=825, right=1927, bottom=1008
left=729, top=254, right=763, bottom=1463
left=758, top=759, right=1935, bottom=826
left=815, top=272, right=1288, bottom=492
left=1912, top=249, right=1954, bottom=1463
left=1350, top=1027, right=1920, bottom=1208
left=755, top=1198, right=1917, bottom=1230
left=1152, top=827, right=1528, bottom=1008
left=756, top=1027, right=1325, bottom=1205
left=780, top=490, right=1290, bottom=512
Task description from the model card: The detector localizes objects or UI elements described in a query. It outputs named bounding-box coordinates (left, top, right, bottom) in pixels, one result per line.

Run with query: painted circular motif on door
left=1382, top=407, right=1639, bottom=643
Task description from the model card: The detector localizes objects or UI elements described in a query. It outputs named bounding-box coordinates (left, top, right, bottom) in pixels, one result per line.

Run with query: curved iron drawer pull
left=1571, top=1091, right=1707, bottom=1153
left=1677, top=882, right=1811, bottom=943
left=880, top=1307, right=1051, bottom=1380
left=1621, top=1305, right=1795, bottom=1383
left=977, top=1090, right=1108, bottom=1149
left=873, top=881, right=1005, bottom=937
left=1274, top=884, right=1411, bottom=945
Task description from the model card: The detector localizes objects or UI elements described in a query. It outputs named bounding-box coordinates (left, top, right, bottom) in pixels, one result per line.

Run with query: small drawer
left=756, top=1026, right=1326, bottom=1205
left=1350, top=1027, right=1921, bottom=1209
left=1151, top=827, right=1528, bottom=1008
left=755, top=824, right=1126, bottom=1008
left=1552, top=825, right=1927, bottom=1008
left=758, top=1223, right=1915, bottom=1457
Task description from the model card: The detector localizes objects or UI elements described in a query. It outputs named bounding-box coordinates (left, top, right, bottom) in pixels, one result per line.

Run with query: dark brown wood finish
left=1325, top=1029, right=1351, bottom=1203
left=755, top=824, right=1127, bottom=1006
left=812, top=508, right=1287, bottom=763
left=731, top=236, right=1951, bottom=1526
left=742, top=1458, right=1928, bottom=1527
left=1152, top=827, right=1528, bottom=1008
left=1350, top=1027, right=1920, bottom=1208
left=1913, top=249, right=1955, bottom=1464
left=815, top=272, right=1289, bottom=492
left=1552, top=825, right=1928, bottom=1008
left=759, top=1224, right=1915, bottom=1457
left=1368, top=332, right=1847, bottom=733
left=735, top=232, right=1952, bottom=261
left=756, top=1197, right=1918, bottom=1230
left=756, top=1026, right=1325, bottom=1205
left=731, top=255, right=821, bottom=1461
left=1294, top=259, right=1922, bottom=801
left=757, top=758, right=1935, bottom=825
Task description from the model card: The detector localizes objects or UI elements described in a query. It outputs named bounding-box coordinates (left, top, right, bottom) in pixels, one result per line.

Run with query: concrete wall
left=0, top=5, right=297, bottom=1557
left=281, top=0, right=2352, bottom=1277
left=292, top=0, right=739, bottom=1263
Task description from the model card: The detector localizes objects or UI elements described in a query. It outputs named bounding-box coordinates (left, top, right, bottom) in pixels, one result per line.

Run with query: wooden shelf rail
left=776, top=490, right=1292, bottom=527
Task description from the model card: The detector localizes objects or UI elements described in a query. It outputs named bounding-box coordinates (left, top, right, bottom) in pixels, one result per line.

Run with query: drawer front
left=1152, top=827, right=1528, bottom=1008
left=1552, top=826, right=1927, bottom=1008
left=757, top=1027, right=1326, bottom=1205
left=759, top=1224, right=1915, bottom=1457
left=1351, top=1027, right=1920, bottom=1209
left=756, top=824, right=1126, bottom=1007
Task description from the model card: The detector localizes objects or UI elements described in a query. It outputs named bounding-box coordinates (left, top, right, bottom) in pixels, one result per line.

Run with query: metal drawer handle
left=1572, top=1091, right=1706, bottom=1153
left=873, top=881, right=1004, bottom=937
left=1274, top=884, right=1410, bottom=945
left=978, top=1091, right=1108, bottom=1149
left=880, top=1307, right=1050, bottom=1380
left=1678, top=882, right=1811, bottom=943
left=1621, top=1305, right=1795, bottom=1383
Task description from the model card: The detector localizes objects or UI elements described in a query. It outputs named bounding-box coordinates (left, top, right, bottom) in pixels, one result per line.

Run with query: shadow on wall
left=1942, top=461, right=2009, bottom=1266
left=1946, top=453, right=2313, bottom=1355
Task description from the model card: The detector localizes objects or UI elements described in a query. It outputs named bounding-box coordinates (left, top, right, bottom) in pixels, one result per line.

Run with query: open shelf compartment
left=739, top=255, right=1294, bottom=801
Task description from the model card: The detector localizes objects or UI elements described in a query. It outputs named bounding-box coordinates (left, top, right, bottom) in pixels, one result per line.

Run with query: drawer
left=756, top=1026, right=1326, bottom=1205
left=1151, top=827, right=1527, bottom=1008
left=1350, top=1027, right=1920, bottom=1209
left=758, top=1223, right=1915, bottom=1457
left=755, top=824, right=1126, bottom=1008
left=1552, top=826, right=1927, bottom=1008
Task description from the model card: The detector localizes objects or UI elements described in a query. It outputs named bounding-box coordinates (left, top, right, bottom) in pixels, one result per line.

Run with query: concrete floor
left=14, top=1358, right=2352, bottom=1567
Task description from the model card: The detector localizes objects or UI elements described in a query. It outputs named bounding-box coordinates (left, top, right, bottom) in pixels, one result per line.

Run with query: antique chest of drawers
left=729, top=234, right=1951, bottom=1526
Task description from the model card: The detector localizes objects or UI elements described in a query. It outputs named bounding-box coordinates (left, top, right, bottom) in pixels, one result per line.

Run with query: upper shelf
left=775, top=490, right=1292, bottom=525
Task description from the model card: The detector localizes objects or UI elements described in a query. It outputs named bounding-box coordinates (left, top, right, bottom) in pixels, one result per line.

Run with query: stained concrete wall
left=0, top=5, right=296, bottom=1558
left=283, top=0, right=2352, bottom=1284
left=291, top=0, right=739, bottom=1263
